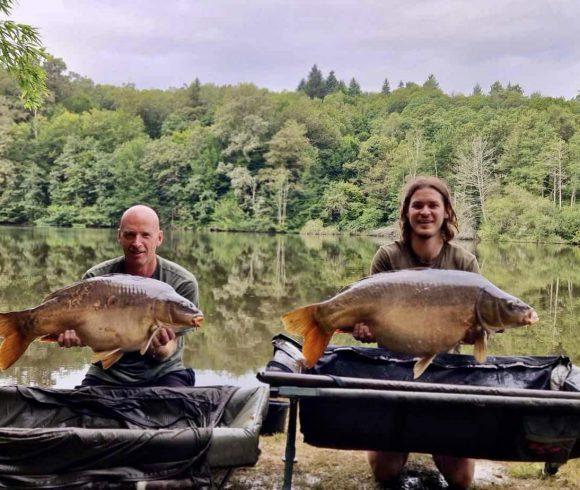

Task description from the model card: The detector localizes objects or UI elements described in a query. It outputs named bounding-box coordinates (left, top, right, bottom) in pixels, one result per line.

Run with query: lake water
left=0, top=226, right=577, bottom=388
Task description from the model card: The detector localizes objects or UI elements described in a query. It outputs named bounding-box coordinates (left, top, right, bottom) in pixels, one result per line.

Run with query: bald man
left=59, top=205, right=199, bottom=387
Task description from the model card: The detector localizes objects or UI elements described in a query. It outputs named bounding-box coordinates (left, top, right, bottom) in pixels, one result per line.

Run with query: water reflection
left=0, top=227, right=577, bottom=388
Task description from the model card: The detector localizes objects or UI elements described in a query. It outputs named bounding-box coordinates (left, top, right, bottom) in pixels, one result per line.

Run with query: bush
left=300, top=219, right=339, bottom=235
left=479, top=185, right=567, bottom=242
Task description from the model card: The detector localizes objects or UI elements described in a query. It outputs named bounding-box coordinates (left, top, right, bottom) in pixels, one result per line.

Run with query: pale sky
left=11, top=0, right=580, bottom=98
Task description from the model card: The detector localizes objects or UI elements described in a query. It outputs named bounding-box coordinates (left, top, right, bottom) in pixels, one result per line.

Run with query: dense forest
left=0, top=59, right=577, bottom=243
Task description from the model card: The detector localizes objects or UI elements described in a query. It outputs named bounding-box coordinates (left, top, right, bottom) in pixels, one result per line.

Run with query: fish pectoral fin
left=413, top=354, right=436, bottom=379
left=140, top=325, right=162, bottom=355
left=91, top=349, right=124, bottom=369
left=473, top=330, right=488, bottom=364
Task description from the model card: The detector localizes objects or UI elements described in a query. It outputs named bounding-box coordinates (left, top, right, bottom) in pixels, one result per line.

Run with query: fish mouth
left=193, top=315, right=204, bottom=328
left=524, top=309, right=539, bottom=325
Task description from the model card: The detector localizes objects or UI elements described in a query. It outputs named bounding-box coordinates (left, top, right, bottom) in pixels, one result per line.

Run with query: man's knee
left=367, top=450, right=409, bottom=482
left=433, top=455, right=475, bottom=489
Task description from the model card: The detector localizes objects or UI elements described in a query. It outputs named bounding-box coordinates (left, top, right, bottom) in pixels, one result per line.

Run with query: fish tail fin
left=0, top=312, right=32, bottom=370
left=282, top=304, right=332, bottom=368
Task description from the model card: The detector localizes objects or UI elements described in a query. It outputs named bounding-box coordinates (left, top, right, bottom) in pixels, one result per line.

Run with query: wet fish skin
left=283, top=269, right=538, bottom=378
left=0, top=274, right=203, bottom=370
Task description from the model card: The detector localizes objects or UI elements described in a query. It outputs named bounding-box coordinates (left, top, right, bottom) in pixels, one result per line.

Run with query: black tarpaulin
left=0, top=385, right=238, bottom=488
left=260, top=335, right=580, bottom=463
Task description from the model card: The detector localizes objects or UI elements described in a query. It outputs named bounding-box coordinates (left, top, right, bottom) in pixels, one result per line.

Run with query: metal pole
left=282, top=397, right=298, bottom=489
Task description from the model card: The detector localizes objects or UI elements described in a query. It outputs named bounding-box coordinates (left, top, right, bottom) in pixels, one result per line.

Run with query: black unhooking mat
left=0, top=385, right=238, bottom=488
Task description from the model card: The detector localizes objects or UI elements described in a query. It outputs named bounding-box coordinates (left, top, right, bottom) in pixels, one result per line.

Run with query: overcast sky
left=11, top=0, right=580, bottom=98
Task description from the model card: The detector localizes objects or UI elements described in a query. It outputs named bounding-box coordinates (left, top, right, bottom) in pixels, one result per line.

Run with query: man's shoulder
left=157, top=256, right=197, bottom=283
left=445, top=241, right=479, bottom=272
left=377, top=240, right=408, bottom=262
left=379, top=240, right=404, bottom=254
left=446, top=241, right=476, bottom=260
left=83, top=257, right=124, bottom=278
left=157, top=256, right=198, bottom=304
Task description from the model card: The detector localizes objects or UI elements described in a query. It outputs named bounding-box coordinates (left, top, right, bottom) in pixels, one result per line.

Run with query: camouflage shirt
left=82, top=255, right=199, bottom=384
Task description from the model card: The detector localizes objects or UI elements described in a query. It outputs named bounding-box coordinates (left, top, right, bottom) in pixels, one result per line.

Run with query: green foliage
left=0, top=0, right=47, bottom=109
left=479, top=185, right=577, bottom=243
left=0, top=59, right=575, bottom=242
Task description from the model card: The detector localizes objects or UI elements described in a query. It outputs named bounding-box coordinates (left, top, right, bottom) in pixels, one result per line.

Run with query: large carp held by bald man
left=283, top=269, right=539, bottom=379
left=0, top=274, right=203, bottom=370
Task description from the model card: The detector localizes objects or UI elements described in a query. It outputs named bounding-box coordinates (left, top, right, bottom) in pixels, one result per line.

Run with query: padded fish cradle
left=0, top=384, right=269, bottom=488
left=258, top=334, right=580, bottom=489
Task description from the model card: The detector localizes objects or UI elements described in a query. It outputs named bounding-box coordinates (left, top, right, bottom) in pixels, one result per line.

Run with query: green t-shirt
left=370, top=240, right=479, bottom=355
left=370, top=240, right=480, bottom=274
left=82, top=255, right=199, bottom=384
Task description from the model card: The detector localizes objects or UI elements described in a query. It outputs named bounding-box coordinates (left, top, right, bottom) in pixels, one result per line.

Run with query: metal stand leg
left=282, top=398, right=298, bottom=490
left=543, top=462, right=560, bottom=476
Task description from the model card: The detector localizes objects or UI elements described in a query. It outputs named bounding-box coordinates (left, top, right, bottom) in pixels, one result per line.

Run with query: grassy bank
left=227, top=433, right=580, bottom=489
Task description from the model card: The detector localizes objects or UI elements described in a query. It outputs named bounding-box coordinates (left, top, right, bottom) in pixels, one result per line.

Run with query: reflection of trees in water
left=0, top=227, right=577, bottom=385
left=477, top=241, right=578, bottom=362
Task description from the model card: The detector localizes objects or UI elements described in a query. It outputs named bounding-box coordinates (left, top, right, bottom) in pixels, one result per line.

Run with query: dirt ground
left=225, top=433, right=580, bottom=489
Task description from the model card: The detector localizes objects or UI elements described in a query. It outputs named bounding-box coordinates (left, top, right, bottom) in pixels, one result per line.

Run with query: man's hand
left=352, top=323, right=376, bottom=343
left=147, top=327, right=177, bottom=361
left=58, top=330, right=85, bottom=348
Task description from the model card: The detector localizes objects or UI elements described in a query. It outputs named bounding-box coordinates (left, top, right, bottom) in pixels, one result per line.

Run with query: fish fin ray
left=91, top=349, right=123, bottom=369
left=474, top=330, right=488, bottom=363
left=282, top=304, right=332, bottom=368
left=0, top=312, right=32, bottom=370
left=140, top=325, right=161, bottom=355
left=413, top=354, right=436, bottom=379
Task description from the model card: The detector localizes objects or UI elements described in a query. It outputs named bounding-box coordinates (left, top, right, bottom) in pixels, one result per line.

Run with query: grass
left=226, top=434, right=580, bottom=489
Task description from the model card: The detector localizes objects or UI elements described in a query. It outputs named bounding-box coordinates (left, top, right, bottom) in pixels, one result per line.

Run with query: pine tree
left=303, top=64, right=326, bottom=99
left=297, top=79, right=306, bottom=92
left=188, top=78, right=202, bottom=107
left=398, top=80, right=404, bottom=88
left=472, top=83, right=483, bottom=96
left=325, top=70, right=340, bottom=95
left=423, top=74, right=439, bottom=89
left=490, top=81, right=503, bottom=94
left=507, top=82, right=524, bottom=94
left=347, top=78, right=361, bottom=96
left=381, top=78, right=391, bottom=95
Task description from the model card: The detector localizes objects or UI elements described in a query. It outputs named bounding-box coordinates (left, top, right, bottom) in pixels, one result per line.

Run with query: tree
left=543, top=139, right=567, bottom=208
left=264, top=120, right=315, bottom=228
left=397, top=80, right=404, bottom=88
left=187, top=78, right=202, bottom=107
left=455, top=136, right=496, bottom=222
left=423, top=74, right=439, bottom=89
left=472, top=83, right=482, bottom=96
left=43, top=56, right=70, bottom=104
left=381, top=78, right=391, bottom=95
left=506, top=82, right=524, bottom=94
left=490, top=81, right=503, bottom=95
left=347, top=78, right=361, bottom=96
left=303, top=64, right=326, bottom=99
left=0, top=0, right=47, bottom=109
left=325, top=70, right=339, bottom=95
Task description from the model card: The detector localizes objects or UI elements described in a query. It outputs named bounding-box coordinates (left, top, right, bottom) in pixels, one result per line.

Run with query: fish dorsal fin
left=91, top=349, right=123, bottom=369
left=473, top=329, right=488, bottom=363
left=413, top=354, right=436, bottom=379
left=140, top=325, right=161, bottom=355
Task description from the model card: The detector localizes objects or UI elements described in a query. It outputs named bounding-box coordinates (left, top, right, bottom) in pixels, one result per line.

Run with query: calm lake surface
left=0, top=226, right=577, bottom=388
